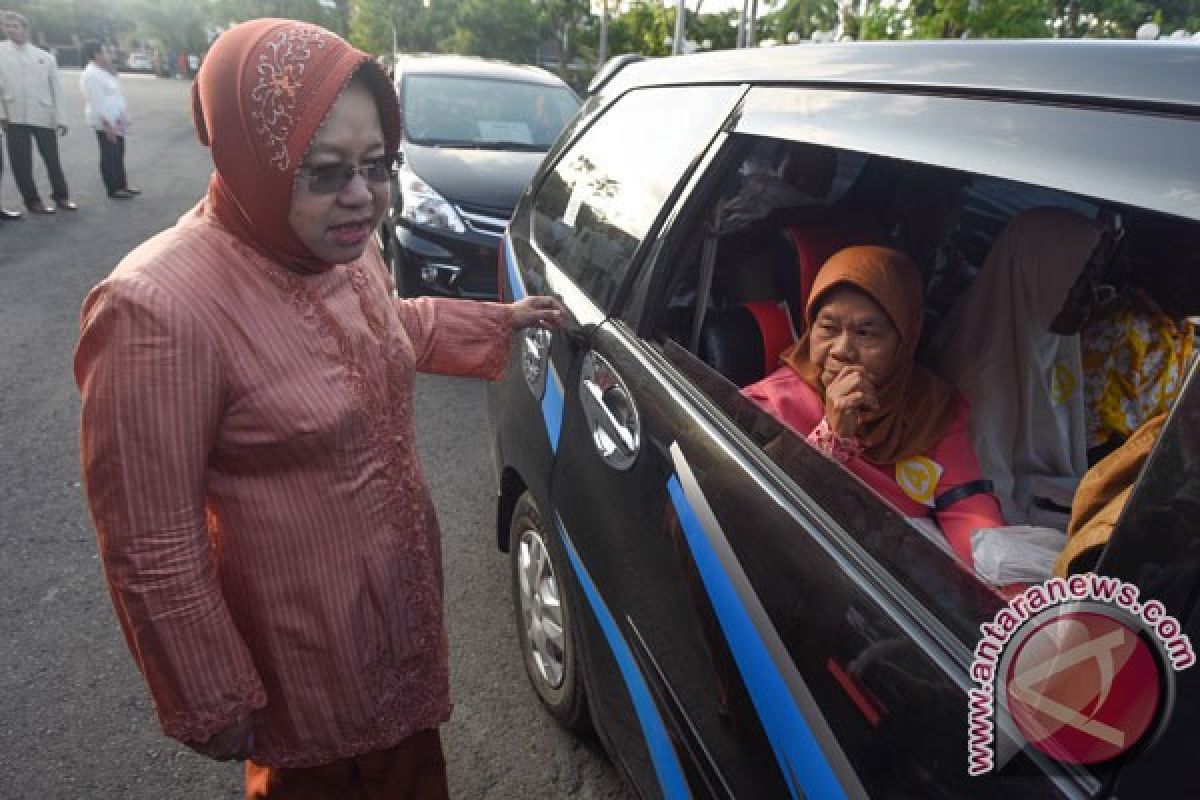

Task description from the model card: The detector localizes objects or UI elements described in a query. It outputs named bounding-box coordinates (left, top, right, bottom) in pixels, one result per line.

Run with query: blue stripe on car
left=557, top=517, right=692, bottom=800
left=505, top=234, right=563, bottom=451
left=503, top=233, right=527, bottom=300
left=541, top=367, right=564, bottom=453
left=667, top=474, right=849, bottom=800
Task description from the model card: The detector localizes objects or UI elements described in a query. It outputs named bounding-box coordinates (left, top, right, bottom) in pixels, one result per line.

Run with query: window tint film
left=531, top=85, right=741, bottom=309
left=403, top=75, right=580, bottom=149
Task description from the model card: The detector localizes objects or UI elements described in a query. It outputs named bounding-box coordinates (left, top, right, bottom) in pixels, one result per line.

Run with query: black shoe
left=123, top=187, right=142, bottom=195
left=0, top=208, right=21, bottom=220
left=109, top=189, right=135, bottom=199
left=28, top=200, right=55, bottom=214
left=55, top=198, right=79, bottom=211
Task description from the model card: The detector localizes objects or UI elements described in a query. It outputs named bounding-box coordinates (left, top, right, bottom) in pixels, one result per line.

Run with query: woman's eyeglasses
left=297, top=155, right=396, bottom=195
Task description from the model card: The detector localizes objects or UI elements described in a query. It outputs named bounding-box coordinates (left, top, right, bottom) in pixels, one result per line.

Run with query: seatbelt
left=689, top=228, right=720, bottom=355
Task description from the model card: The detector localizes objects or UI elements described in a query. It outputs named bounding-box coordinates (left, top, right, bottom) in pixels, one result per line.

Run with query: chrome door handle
left=522, top=327, right=552, bottom=398
left=579, top=351, right=640, bottom=470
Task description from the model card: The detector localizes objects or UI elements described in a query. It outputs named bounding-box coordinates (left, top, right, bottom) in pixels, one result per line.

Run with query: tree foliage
left=7, top=0, right=1197, bottom=79
left=448, top=0, right=539, bottom=60
left=765, top=0, right=840, bottom=41
left=133, top=0, right=214, bottom=54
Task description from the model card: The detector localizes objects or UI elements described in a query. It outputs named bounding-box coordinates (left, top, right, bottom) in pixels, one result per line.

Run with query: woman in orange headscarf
left=743, top=246, right=1004, bottom=567
left=74, top=19, right=560, bottom=799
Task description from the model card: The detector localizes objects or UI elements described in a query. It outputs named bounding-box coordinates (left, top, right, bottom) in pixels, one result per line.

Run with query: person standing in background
left=0, top=67, right=24, bottom=220
left=0, top=11, right=76, bottom=214
left=79, top=41, right=138, bottom=199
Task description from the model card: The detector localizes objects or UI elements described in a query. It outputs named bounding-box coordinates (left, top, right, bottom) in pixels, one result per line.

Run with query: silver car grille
left=455, top=204, right=510, bottom=239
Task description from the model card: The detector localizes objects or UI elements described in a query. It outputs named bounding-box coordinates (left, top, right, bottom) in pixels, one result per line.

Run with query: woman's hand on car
left=510, top=296, right=565, bottom=330
left=824, top=365, right=879, bottom=439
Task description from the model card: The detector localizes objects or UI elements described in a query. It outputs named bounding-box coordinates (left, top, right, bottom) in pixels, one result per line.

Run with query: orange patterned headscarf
left=780, top=246, right=958, bottom=464
left=191, top=19, right=399, bottom=273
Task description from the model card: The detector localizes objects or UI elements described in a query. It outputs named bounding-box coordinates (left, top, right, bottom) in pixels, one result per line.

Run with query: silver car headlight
left=397, top=164, right=465, bottom=234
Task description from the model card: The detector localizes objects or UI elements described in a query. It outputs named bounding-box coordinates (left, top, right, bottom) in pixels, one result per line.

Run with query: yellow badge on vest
left=895, top=456, right=943, bottom=508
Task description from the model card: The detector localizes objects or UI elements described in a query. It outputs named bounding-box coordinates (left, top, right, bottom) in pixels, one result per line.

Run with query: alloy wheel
left=516, top=528, right=566, bottom=689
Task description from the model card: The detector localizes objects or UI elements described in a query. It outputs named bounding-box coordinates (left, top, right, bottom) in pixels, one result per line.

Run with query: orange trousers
left=245, top=729, right=449, bottom=800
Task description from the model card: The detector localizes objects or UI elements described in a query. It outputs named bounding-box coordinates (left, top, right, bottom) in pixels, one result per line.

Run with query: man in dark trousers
left=0, top=70, right=24, bottom=220
left=0, top=11, right=76, bottom=214
left=79, top=42, right=138, bottom=199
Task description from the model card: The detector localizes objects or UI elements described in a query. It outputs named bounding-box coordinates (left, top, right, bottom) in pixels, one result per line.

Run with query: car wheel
left=510, top=491, right=589, bottom=732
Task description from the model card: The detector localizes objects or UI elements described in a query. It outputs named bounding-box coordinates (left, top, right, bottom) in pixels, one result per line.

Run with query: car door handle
left=583, top=379, right=637, bottom=452
left=522, top=327, right=552, bottom=398
left=579, top=351, right=640, bottom=471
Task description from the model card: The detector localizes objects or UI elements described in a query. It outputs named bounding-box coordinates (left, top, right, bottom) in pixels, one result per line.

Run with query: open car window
left=641, top=129, right=1200, bottom=655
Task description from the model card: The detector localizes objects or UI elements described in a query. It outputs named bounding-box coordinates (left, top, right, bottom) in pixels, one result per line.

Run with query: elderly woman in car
left=743, top=245, right=1004, bottom=568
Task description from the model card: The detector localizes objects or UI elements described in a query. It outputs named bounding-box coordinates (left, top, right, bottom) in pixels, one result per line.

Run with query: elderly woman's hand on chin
left=510, top=295, right=566, bottom=330
left=823, top=364, right=880, bottom=440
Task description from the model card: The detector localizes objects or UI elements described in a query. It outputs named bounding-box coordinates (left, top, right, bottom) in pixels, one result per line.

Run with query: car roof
left=395, top=54, right=572, bottom=89
left=603, top=40, right=1200, bottom=114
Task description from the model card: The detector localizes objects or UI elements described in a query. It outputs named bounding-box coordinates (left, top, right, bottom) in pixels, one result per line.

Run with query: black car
left=488, top=41, right=1200, bottom=799
left=380, top=54, right=579, bottom=299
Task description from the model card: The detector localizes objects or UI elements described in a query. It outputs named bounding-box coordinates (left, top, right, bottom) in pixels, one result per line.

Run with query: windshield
left=403, top=74, right=580, bottom=149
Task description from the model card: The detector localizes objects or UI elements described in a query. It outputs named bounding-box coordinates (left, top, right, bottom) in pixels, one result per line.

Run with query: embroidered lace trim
left=249, top=24, right=327, bottom=171
left=807, top=417, right=863, bottom=464
left=251, top=252, right=450, bottom=764
left=160, top=672, right=267, bottom=744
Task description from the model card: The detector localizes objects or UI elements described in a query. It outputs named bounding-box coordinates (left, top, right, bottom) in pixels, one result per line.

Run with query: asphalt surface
left=0, top=71, right=626, bottom=799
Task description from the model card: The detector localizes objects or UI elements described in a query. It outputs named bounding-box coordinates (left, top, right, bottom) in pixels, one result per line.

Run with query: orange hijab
left=191, top=19, right=399, bottom=273
left=780, top=246, right=958, bottom=464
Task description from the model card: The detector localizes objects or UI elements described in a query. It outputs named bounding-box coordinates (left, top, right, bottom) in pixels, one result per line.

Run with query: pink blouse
left=74, top=202, right=515, bottom=768
left=743, top=367, right=1004, bottom=566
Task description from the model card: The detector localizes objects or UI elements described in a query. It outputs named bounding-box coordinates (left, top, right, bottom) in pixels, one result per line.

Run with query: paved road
left=0, top=71, right=625, bottom=799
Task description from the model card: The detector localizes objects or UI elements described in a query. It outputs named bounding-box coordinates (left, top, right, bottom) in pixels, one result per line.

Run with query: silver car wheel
left=516, top=528, right=566, bottom=690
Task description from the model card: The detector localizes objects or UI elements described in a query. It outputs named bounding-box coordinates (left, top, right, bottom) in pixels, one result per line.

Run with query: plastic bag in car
left=972, top=525, right=1068, bottom=586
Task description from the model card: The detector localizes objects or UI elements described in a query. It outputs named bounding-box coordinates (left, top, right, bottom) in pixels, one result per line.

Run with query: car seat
left=697, top=224, right=880, bottom=387
left=776, top=224, right=881, bottom=333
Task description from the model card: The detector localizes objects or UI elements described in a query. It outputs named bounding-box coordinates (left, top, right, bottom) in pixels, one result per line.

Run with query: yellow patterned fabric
left=1082, top=290, right=1194, bottom=449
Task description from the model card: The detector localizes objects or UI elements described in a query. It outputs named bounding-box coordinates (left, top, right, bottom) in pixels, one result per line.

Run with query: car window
left=530, top=85, right=742, bottom=311
left=403, top=74, right=579, bottom=149
left=643, top=130, right=1200, bottom=652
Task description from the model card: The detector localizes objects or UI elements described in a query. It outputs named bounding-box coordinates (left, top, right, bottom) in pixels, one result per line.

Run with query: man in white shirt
left=0, top=11, right=75, bottom=214
left=79, top=41, right=138, bottom=199
left=0, top=68, right=23, bottom=220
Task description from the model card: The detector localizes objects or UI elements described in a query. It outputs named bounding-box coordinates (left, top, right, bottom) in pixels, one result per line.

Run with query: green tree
left=968, top=0, right=1053, bottom=37
left=210, top=0, right=337, bottom=29
left=6, top=0, right=135, bottom=45
left=609, top=3, right=673, bottom=56
left=909, top=0, right=972, bottom=37
left=536, top=0, right=591, bottom=75
left=348, top=0, right=396, bottom=53
left=347, top=0, right=461, bottom=55
left=133, top=0, right=214, bottom=54
left=690, top=10, right=739, bottom=50
left=762, top=0, right=839, bottom=41
left=853, top=0, right=913, bottom=39
left=447, top=0, right=539, bottom=61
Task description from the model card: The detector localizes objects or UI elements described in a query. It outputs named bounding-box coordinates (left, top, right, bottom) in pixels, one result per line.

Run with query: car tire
left=510, top=491, right=590, bottom=732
